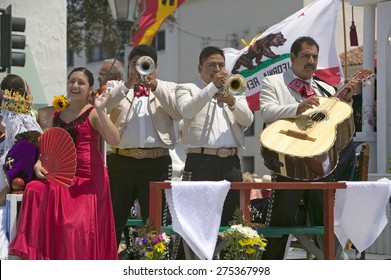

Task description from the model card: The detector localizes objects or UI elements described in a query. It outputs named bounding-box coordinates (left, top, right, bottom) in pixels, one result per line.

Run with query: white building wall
left=0, top=0, right=66, bottom=107
left=147, top=21, right=181, bottom=83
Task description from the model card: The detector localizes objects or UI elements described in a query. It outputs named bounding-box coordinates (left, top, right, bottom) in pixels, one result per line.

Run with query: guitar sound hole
left=310, top=112, right=326, bottom=122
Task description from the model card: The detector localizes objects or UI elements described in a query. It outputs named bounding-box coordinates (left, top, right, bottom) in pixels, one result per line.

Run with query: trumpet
left=222, top=74, right=247, bottom=96
left=136, top=56, right=155, bottom=84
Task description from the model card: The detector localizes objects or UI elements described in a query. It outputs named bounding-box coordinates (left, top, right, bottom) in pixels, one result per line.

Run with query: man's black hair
left=199, top=46, right=225, bottom=65
left=128, top=44, right=158, bottom=64
left=290, top=36, right=319, bottom=56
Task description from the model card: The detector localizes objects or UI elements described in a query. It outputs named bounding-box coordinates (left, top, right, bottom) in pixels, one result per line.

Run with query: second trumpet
left=223, top=74, right=247, bottom=96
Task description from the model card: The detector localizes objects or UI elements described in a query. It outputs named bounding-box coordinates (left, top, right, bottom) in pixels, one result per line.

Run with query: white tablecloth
left=334, top=178, right=391, bottom=252
left=165, top=180, right=230, bottom=260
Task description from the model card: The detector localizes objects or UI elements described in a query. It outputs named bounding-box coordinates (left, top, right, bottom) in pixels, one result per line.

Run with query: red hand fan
left=38, top=127, right=77, bottom=188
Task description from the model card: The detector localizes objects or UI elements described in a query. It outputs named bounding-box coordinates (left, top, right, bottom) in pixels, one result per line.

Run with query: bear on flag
left=224, top=0, right=343, bottom=111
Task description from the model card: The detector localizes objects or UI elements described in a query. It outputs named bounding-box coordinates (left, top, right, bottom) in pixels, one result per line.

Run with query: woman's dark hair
left=1, top=74, right=25, bottom=92
left=0, top=74, right=26, bottom=104
left=68, top=67, right=94, bottom=87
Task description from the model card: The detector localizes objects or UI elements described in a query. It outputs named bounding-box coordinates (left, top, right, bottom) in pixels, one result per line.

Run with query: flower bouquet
left=219, top=208, right=267, bottom=260
left=125, top=219, right=171, bottom=260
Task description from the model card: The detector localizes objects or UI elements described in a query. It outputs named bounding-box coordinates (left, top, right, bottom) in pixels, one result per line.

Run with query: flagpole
left=341, top=0, right=348, bottom=78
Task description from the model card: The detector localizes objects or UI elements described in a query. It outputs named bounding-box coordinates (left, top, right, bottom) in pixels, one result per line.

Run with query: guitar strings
left=289, top=98, right=337, bottom=138
left=287, top=70, right=373, bottom=139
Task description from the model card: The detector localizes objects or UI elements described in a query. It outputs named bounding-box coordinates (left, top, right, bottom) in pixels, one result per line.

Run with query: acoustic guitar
left=260, top=69, right=374, bottom=180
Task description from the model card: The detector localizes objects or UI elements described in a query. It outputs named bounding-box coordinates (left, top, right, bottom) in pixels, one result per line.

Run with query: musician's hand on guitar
left=297, top=96, right=320, bottom=114
left=342, top=79, right=360, bottom=102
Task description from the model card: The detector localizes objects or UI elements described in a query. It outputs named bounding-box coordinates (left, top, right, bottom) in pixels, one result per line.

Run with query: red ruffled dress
left=9, top=107, right=118, bottom=259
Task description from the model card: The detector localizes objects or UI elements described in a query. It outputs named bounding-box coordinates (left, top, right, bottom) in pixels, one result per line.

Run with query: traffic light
left=0, top=5, right=26, bottom=73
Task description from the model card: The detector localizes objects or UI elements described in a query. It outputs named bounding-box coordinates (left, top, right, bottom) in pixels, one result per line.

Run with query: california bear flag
left=224, top=0, right=342, bottom=111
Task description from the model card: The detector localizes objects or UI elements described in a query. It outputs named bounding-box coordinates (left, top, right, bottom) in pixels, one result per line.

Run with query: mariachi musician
left=103, top=44, right=181, bottom=249
left=259, top=37, right=360, bottom=260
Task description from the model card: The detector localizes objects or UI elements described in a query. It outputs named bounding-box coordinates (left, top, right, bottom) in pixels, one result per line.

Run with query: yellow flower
left=52, top=95, right=70, bottom=111
left=146, top=251, right=154, bottom=260
left=154, top=242, right=166, bottom=254
left=253, top=236, right=262, bottom=243
left=220, top=223, right=267, bottom=260
left=245, top=247, right=256, bottom=255
left=239, top=238, right=252, bottom=247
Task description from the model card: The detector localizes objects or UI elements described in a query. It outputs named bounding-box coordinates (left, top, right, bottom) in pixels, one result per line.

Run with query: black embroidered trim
left=52, top=107, right=93, bottom=143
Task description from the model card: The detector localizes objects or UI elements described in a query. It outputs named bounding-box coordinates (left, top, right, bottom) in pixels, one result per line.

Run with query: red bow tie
left=134, top=84, right=150, bottom=97
left=288, top=79, right=315, bottom=98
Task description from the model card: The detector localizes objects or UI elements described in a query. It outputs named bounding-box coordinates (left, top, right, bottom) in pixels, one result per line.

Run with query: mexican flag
left=224, top=0, right=342, bottom=111
left=132, top=0, right=185, bottom=46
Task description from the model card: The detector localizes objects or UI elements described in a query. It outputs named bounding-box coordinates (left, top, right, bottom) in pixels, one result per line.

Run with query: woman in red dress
left=9, top=67, right=120, bottom=259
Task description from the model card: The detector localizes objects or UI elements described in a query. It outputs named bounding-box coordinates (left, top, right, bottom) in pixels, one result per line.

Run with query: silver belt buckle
left=217, top=148, right=230, bottom=158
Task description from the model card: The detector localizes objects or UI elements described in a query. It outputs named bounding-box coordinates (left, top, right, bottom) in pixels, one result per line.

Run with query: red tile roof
left=339, top=44, right=377, bottom=67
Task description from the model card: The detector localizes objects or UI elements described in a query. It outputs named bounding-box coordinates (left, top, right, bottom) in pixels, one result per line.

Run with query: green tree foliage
left=67, top=0, right=120, bottom=60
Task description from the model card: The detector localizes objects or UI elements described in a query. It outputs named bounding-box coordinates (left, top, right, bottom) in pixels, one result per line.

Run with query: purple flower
left=142, top=237, right=148, bottom=245
left=151, top=237, right=159, bottom=245
left=146, top=247, right=153, bottom=252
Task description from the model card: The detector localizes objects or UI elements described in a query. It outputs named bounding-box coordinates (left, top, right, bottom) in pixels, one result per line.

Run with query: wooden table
left=149, top=181, right=347, bottom=260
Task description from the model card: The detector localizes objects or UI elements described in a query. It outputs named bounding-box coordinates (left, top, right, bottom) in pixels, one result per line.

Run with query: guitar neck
left=333, top=69, right=375, bottom=100
left=334, top=83, right=350, bottom=99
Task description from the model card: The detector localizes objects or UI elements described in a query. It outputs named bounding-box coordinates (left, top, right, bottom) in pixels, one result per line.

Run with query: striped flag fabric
left=224, top=0, right=342, bottom=111
left=132, top=0, right=185, bottom=46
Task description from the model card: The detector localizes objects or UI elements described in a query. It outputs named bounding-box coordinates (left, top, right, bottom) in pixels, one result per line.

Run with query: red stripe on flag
left=315, top=67, right=343, bottom=86
left=132, top=0, right=185, bottom=46
left=132, top=1, right=159, bottom=46
left=246, top=92, right=260, bottom=112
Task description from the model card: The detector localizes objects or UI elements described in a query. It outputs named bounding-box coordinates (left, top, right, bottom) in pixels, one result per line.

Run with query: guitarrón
left=259, top=69, right=374, bottom=180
